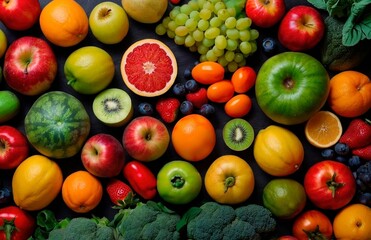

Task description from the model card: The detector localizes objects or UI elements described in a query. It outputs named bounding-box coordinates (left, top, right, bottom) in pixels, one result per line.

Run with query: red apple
left=122, top=116, right=170, bottom=162
left=81, top=133, right=125, bottom=178
left=0, top=0, right=41, bottom=31
left=245, top=0, right=286, bottom=28
left=0, top=125, right=29, bottom=169
left=3, top=36, right=58, bottom=96
left=278, top=5, right=325, bottom=51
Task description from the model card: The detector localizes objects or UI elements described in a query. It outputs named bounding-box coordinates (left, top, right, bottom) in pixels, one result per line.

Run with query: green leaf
left=307, top=0, right=328, bottom=10
left=176, top=207, right=202, bottom=232
left=36, top=210, right=59, bottom=232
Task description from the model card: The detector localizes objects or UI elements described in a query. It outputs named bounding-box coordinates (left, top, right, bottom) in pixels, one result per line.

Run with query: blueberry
left=184, top=67, right=192, bottom=80
left=172, top=82, right=186, bottom=96
left=335, top=155, right=348, bottom=164
left=185, top=79, right=199, bottom=92
left=180, top=100, right=193, bottom=115
left=348, top=155, right=362, bottom=169
left=321, top=148, right=335, bottom=159
left=262, top=37, right=278, bottom=54
left=357, top=192, right=371, bottom=206
left=0, top=186, right=11, bottom=204
left=356, top=179, right=368, bottom=191
left=138, top=102, right=153, bottom=115
left=334, top=142, right=350, bottom=156
left=200, top=103, right=215, bottom=117
left=358, top=173, right=371, bottom=185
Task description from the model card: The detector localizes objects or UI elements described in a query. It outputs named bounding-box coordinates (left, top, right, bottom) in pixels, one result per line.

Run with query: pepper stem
left=171, top=175, right=185, bottom=189
left=224, top=176, right=235, bottom=193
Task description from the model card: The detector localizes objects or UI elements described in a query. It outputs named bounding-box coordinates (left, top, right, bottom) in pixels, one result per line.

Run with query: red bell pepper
left=0, top=206, right=35, bottom=240
left=123, top=160, right=157, bottom=200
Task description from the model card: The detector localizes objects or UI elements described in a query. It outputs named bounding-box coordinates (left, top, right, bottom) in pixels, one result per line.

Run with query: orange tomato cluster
left=191, top=61, right=257, bottom=118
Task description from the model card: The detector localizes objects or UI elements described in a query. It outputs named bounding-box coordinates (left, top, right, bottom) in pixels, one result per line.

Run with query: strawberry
left=186, top=87, right=208, bottom=108
left=106, top=178, right=133, bottom=206
left=339, top=118, right=371, bottom=149
left=352, top=145, right=371, bottom=161
left=155, top=97, right=180, bottom=123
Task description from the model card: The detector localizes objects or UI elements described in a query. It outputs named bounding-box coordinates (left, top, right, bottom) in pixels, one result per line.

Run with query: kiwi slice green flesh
left=93, top=88, right=133, bottom=127
left=222, top=118, right=254, bottom=151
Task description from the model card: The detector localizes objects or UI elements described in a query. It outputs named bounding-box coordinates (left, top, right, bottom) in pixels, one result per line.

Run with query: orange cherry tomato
left=224, top=94, right=252, bottom=118
left=191, top=61, right=225, bottom=85
left=207, top=80, right=235, bottom=103
left=231, top=66, right=256, bottom=93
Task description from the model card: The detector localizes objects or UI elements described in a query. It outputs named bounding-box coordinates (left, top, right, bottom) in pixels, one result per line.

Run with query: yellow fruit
left=305, top=110, right=343, bottom=148
left=121, top=0, right=168, bottom=24
left=0, top=29, right=7, bottom=58
left=253, top=125, right=304, bottom=176
left=12, top=155, right=63, bottom=211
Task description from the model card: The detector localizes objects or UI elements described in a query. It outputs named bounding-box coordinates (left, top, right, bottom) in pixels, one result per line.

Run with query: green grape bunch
left=155, top=0, right=259, bottom=72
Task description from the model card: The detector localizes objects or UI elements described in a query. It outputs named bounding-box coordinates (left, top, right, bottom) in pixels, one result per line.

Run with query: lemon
left=12, top=155, right=63, bottom=211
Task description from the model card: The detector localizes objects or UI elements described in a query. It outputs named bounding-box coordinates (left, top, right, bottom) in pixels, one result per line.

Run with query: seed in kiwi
left=222, top=118, right=254, bottom=151
left=92, top=88, right=133, bottom=127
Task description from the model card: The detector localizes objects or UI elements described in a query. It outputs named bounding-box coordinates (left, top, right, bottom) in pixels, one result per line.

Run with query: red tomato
left=278, top=236, right=299, bottom=240
left=292, top=210, right=333, bottom=240
left=231, top=66, right=256, bottom=93
left=191, top=61, right=225, bottom=85
left=303, top=160, right=356, bottom=210
left=123, top=160, right=157, bottom=200
left=0, top=206, right=36, bottom=240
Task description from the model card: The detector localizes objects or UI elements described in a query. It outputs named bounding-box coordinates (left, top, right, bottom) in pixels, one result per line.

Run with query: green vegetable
left=48, top=217, right=116, bottom=240
left=308, top=0, right=371, bottom=46
left=110, top=201, right=181, bottom=240
left=321, top=15, right=371, bottom=71
left=177, top=201, right=276, bottom=240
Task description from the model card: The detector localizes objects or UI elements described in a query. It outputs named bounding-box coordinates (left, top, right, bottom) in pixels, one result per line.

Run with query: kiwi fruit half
left=222, top=118, right=254, bottom=151
left=92, top=88, right=133, bottom=127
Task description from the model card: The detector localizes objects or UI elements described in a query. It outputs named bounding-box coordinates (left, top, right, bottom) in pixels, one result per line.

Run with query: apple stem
left=171, top=175, right=185, bottom=188
left=283, top=78, right=295, bottom=89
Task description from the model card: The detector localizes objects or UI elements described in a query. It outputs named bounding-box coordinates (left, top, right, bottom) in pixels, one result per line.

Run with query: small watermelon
left=25, top=91, right=91, bottom=159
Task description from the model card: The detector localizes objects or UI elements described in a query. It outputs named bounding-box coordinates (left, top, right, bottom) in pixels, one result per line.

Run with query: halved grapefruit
left=121, top=39, right=178, bottom=97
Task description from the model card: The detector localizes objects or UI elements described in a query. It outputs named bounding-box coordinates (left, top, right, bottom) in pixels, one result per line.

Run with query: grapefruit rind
left=120, top=39, right=178, bottom=97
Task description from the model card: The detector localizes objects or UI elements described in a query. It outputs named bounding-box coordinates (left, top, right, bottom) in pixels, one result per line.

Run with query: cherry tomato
left=206, top=80, right=235, bottom=103
left=231, top=66, right=256, bottom=93
left=303, top=160, right=356, bottom=210
left=191, top=61, right=225, bottom=85
left=292, top=210, right=333, bottom=240
left=224, top=94, right=252, bottom=118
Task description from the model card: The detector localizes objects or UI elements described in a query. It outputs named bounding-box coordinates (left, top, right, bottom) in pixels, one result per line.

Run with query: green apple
left=89, top=1, right=129, bottom=44
left=255, top=52, right=330, bottom=125
left=0, top=28, right=7, bottom=59
left=64, top=46, right=115, bottom=95
left=0, top=90, right=20, bottom=123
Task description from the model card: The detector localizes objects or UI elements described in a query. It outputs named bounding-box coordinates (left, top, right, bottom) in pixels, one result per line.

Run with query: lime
left=0, top=90, right=20, bottom=123
left=262, top=178, right=306, bottom=219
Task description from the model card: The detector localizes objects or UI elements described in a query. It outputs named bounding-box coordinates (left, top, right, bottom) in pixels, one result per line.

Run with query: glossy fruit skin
left=106, top=178, right=133, bottom=206
left=278, top=236, right=299, bottom=240
left=0, top=29, right=7, bottom=59
left=333, top=203, right=371, bottom=239
left=207, top=80, right=235, bottom=103
left=304, top=160, right=356, bottom=210
left=245, top=0, right=286, bottom=28
left=0, top=90, right=20, bottom=124
left=157, top=160, right=202, bottom=205
left=64, top=46, right=115, bottom=95
left=12, top=155, right=63, bottom=211
left=231, top=66, right=256, bottom=93
left=24, top=91, right=91, bottom=159
left=121, top=0, right=168, bottom=24
left=339, top=118, right=371, bottom=149
left=204, top=155, right=255, bottom=204
left=0, top=126, right=29, bottom=169
left=253, top=125, right=304, bottom=176
left=123, top=161, right=157, bottom=200
left=191, top=61, right=225, bottom=85
left=0, top=206, right=36, bottom=240
left=255, top=52, right=330, bottom=125
left=278, top=6, right=325, bottom=51
left=224, top=94, right=252, bottom=118
left=292, top=210, right=333, bottom=240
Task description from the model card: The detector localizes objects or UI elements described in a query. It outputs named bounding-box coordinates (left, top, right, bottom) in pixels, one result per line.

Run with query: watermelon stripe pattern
left=25, top=91, right=91, bottom=159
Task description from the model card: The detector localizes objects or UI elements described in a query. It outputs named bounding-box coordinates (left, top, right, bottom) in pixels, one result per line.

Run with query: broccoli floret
left=235, top=204, right=276, bottom=233
left=48, top=217, right=116, bottom=240
left=114, top=201, right=181, bottom=240
left=184, top=202, right=276, bottom=240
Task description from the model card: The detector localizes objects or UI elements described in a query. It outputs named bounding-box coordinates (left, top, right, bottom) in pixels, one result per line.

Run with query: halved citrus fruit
left=305, top=110, right=343, bottom=148
left=121, top=39, right=178, bottom=97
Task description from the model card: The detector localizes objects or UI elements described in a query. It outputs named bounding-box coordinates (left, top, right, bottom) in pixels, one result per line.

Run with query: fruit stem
left=283, top=78, right=295, bottom=89
left=0, top=219, right=18, bottom=240
left=171, top=175, right=185, bottom=189
left=224, top=176, right=235, bottom=193
left=364, top=118, right=371, bottom=125
left=303, top=225, right=328, bottom=240
left=326, top=173, right=344, bottom=198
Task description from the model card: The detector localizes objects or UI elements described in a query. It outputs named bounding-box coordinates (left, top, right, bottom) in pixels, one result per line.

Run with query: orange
left=12, top=155, right=63, bottom=211
left=305, top=111, right=342, bottom=148
left=62, top=170, right=103, bottom=213
left=327, top=70, right=371, bottom=118
left=171, top=114, right=216, bottom=161
left=333, top=203, right=371, bottom=240
left=206, top=80, right=235, bottom=103
left=224, top=94, right=252, bottom=118
left=39, top=0, right=89, bottom=47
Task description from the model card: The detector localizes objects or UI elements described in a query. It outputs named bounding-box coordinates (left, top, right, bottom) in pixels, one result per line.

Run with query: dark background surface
left=1, top=0, right=370, bottom=237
